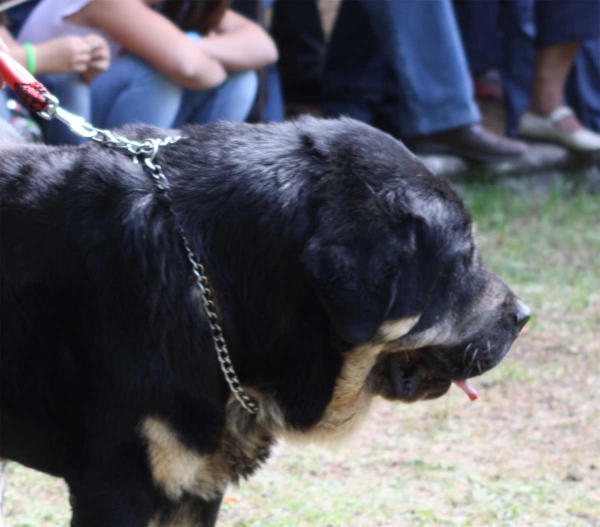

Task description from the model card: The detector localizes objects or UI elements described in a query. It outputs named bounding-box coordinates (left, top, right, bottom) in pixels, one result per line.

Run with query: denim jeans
left=174, top=68, right=258, bottom=126
left=231, top=0, right=285, bottom=122
left=91, top=53, right=258, bottom=129
left=324, top=0, right=480, bottom=138
left=567, top=40, right=600, bottom=132
left=0, top=90, right=10, bottom=121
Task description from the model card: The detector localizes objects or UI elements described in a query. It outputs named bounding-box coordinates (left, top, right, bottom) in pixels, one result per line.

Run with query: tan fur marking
left=379, top=316, right=420, bottom=342
left=142, top=418, right=225, bottom=501
left=206, top=394, right=279, bottom=483
left=143, top=338, right=426, bottom=503
left=399, top=319, right=455, bottom=349
left=283, top=343, right=385, bottom=444
left=142, top=401, right=280, bottom=504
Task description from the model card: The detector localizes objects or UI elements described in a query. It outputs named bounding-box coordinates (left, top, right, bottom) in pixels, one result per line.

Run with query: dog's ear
left=302, top=233, right=410, bottom=345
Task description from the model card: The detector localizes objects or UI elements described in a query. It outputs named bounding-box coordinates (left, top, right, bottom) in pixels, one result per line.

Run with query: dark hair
left=161, top=0, right=231, bottom=34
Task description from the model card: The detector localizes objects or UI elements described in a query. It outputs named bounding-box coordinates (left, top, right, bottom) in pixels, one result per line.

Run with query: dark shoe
left=406, top=124, right=528, bottom=162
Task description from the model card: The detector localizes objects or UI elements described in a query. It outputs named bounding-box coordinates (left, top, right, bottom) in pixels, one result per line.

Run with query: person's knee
left=121, top=55, right=181, bottom=95
left=226, top=70, right=259, bottom=105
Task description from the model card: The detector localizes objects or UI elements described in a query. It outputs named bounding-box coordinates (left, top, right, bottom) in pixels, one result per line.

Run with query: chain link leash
left=43, top=96, right=260, bottom=415
left=141, top=144, right=259, bottom=415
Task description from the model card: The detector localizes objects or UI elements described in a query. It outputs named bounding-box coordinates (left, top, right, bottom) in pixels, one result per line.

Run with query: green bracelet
left=23, top=42, right=37, bottom=75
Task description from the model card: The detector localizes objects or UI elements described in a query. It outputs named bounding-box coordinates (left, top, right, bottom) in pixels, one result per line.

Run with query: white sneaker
left=519, top=106, right=600, bottom=152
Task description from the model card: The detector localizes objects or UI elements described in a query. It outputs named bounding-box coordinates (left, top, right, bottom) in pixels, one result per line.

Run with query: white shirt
left=18, top=0, right=118, bottom=55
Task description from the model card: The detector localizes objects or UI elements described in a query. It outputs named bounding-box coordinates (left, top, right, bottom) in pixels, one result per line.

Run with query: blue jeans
left=91, top=54, right=258, bottom=129
left=0, top=89, right=10, bottom=121
left=230, top=0, right=285, bottom=122
left=324, top=0, right=480, bottom=138
left=262, top=63, right=285, bottom=122
left=567, top=39, right=600, bottom=133
left=174, top=68, right=258, bottom=126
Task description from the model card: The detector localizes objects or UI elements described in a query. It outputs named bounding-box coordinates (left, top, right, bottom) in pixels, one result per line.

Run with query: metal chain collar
left=40, top=96, right=259, bottom=415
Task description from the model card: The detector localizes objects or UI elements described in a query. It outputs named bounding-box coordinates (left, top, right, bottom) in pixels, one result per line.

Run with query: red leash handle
left=0, top=50, right=51, bottom=113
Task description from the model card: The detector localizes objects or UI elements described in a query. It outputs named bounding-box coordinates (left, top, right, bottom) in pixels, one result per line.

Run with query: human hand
left=81, top=34, right=111, bottom=83
left=36, top=35, right=95, bottom=74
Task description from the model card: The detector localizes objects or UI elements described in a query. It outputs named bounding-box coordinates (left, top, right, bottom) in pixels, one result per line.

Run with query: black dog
left=0, top=117, right=530, bottom=526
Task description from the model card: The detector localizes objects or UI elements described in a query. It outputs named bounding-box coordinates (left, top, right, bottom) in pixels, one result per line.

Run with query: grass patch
left=458, top=179, right=600, bottom=343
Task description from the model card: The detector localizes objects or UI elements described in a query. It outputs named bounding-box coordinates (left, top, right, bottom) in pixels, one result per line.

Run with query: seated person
left=17, top=0, right=278, bottom=136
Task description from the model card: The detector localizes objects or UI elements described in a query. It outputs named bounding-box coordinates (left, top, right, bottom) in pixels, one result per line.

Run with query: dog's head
left=300, top=119, right=530, bottom=404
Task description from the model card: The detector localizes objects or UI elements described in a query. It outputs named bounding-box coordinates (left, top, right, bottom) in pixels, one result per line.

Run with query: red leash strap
left=0, top=50, right=51, bottom=113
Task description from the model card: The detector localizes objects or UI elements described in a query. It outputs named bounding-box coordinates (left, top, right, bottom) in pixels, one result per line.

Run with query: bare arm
left=197, top=10, right=278, bottom=72
left=0, top=27, right=16, bottom=49
left=74, top=0, right=227, bottom=90
left=0, top=26, right=106, bottom=78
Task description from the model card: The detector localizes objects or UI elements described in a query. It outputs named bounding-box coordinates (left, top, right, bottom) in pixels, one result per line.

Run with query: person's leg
left=567, top=39, right=600, bottom=132
left=364, top=0, right=525, bottom=161
left=174, top=70, right=258, bottom=126
left=516, top=0, right=600, bottom=150
left=230, top=0, right=284, bottom=122
left=499, top=0, right=537, bottom=137
left=453, top=0, right=502, bottom=77
left=322, top=0, right=385, bottom=126
left=529, top=0, right=600, bottom=133
left=270, top=0, right=325, bottom=105
left=91, top=54, right=183, bottom=129
left=363, top=0, right=480, bottom=137
left=325, top=0, right=525, bottom=161
left=262, top=64, right=285, bottom=122
left=529, top=42, right=582, bottom=133
left=453, top=0, right=503, bottom=101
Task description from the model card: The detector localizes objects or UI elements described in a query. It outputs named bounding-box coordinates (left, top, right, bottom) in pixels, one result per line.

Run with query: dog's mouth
left=369, top=352, right=479, bottom=403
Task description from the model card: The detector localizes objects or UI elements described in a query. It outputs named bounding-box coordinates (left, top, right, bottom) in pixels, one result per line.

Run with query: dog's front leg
left=149, top=492, right=225, bottom=527
left=198, top=492, right=224, bottom=527
left=68, top=442, right=157, bottom=527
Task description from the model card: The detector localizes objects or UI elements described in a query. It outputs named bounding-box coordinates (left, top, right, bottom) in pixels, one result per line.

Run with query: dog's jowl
left=0, top=117, right=530, bottom=526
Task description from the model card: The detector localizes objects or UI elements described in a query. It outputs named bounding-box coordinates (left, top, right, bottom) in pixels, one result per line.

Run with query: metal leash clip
left=38, top=93, right=98, bottom=139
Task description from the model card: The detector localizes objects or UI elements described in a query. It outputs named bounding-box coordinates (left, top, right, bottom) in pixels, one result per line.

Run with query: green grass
left=458, top=178, right=600, bottom=341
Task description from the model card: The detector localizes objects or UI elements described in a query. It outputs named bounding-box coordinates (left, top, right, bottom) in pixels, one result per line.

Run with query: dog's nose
left=514, top=299, right=531, bottom=332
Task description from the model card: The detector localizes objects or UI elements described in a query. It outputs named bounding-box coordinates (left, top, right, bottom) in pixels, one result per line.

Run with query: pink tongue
left=453, top=380, right=479, bottom=401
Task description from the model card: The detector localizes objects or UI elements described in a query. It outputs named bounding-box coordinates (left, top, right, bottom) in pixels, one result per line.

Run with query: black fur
left=0, top=117, right=528, bottom=526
